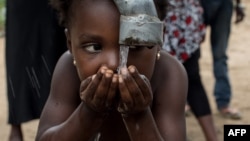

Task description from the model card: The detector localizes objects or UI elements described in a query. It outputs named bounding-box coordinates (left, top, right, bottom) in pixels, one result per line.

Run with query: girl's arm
left=36, top=51, right=107, bottom=141
left=119, top=52, right=188, bottom=141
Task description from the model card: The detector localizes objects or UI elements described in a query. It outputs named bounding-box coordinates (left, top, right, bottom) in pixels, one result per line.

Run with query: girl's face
left=67, top=0, right=159, bottom=80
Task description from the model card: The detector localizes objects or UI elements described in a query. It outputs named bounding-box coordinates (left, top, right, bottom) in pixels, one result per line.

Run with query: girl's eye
left=83, top=44, right=102, bottom=53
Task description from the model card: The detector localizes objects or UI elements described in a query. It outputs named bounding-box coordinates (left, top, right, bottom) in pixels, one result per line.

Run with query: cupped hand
left=79, top=66, right=118, bottom=114
left=117, top=66, right=153, bottom=116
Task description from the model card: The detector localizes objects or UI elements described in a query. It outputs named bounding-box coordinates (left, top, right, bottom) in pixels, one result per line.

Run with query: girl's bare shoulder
left=51, top=50, right=80, bottom=94
left=155, top=50, right=186, bottom=80
left=151, top=50, right=187, bottom=91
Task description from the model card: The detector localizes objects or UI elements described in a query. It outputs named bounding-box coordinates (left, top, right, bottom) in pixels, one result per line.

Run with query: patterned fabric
left=163, top=0, right=206, bottom=63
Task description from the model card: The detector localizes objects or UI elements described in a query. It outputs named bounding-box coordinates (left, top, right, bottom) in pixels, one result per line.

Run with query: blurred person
left=200, top=0, right=245, bottom=119
left=163, top=0, right=218, bottom=140
left=5, top=0, right=67, bottom=140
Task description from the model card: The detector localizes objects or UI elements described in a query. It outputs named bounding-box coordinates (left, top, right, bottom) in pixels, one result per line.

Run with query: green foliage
left=0, top=0, right=5, bottom=31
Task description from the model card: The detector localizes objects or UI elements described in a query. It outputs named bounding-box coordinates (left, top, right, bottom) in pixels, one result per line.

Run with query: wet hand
left=117, top=66, right=153, bottom=117
left=79, top=66, right=118, bottom=114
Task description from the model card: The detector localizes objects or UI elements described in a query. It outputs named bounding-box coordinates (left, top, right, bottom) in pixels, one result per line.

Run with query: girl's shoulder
left=53, top=50, right=77, bottom=77
left=51, top=50, right=80, bottom=94
left=151, top=50, right=187, bottom=91
left=156, top=50, right=186, bottom=76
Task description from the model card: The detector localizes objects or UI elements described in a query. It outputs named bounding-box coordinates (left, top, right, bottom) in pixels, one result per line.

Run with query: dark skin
left=36, top=0, right=188, bottom=141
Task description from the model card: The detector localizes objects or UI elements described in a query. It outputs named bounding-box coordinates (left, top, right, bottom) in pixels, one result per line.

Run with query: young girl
left=36, top=0, right=187, bottom=141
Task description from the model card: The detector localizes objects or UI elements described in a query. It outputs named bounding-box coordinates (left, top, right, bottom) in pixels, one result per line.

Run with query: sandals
left=219, top=107, right=242, bottom=120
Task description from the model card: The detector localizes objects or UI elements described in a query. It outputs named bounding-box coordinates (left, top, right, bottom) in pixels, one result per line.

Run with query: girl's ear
left=65, top=28, right=72, bottom=53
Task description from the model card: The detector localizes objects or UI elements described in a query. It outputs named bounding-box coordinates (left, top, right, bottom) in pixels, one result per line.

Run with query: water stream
left=118, top=45, right=129, bottom=74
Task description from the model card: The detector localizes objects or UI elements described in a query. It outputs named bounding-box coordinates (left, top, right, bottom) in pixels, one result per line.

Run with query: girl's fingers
left=80, top=76, right=92, bottom=100
left=128, top=66, right=153, bottom=102
left=82, top=67, right=104, bottom=102
left=93, top=69, right=113, bottom=107
left=120, top=67, right=144, bottom=105
left=118, top=74, right=133, bottom=112
left=106, top=74, right=118, bottom=108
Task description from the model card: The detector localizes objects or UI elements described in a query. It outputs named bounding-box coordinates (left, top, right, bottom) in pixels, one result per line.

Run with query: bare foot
left=185, top=104, right=192, bottom=117
left=9, top=125, right=23, bottom=141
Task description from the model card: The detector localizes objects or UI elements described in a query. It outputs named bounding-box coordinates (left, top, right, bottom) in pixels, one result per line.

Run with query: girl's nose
left=105, top=50, right=119, bottom=73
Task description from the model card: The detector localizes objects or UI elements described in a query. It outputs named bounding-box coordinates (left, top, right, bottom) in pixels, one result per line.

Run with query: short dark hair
left=50, top=0, right=73, bottom=27
left=153, top=0, right=168, bottom=20
left=50, top=0, right=167, bottom=27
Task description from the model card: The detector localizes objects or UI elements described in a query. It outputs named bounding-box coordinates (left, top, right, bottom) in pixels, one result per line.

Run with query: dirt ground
left=0, top=1, right=250, bottom=140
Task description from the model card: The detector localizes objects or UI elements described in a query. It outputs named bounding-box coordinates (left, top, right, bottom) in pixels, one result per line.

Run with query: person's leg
left=210, top=0, right=234, bottom=110
left=184, top=49, right=211, bottom=117
left=9, top=124, right=23, bottom=141
left=197, top=115, right=218, bottom=141
left=199, top=0, right=221, bottom=25
left=184, top=49, right=218, bottom=141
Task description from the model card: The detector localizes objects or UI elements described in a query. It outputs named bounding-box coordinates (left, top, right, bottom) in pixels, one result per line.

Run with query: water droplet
left=42, top=55, right=51, bottom=76
left=94, top=133, right=101, bottom=141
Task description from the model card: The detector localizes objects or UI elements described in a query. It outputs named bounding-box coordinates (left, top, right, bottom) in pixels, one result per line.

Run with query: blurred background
left=0, top=0, right=5, bottom=34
